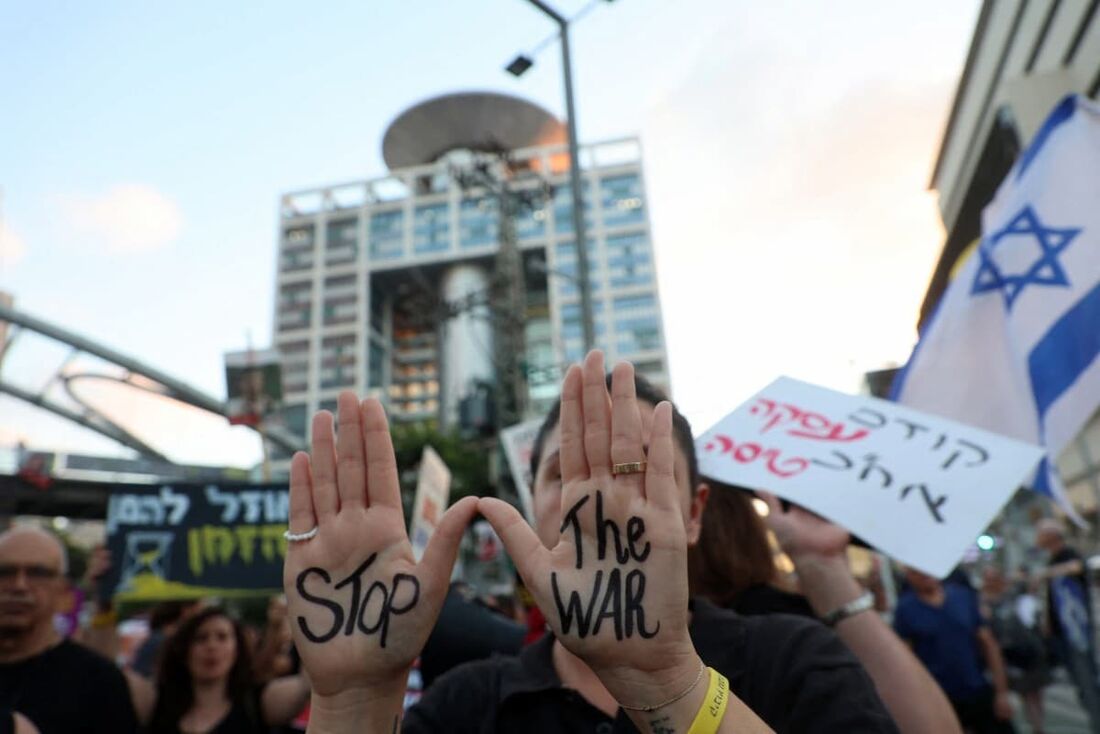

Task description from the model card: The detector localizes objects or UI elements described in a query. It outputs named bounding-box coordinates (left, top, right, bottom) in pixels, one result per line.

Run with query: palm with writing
left=480, top=353, right=701, bottom=703
left=283, top=392, right=477, bottom=699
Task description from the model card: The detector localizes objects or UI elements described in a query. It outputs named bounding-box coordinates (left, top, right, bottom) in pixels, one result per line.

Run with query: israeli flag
left=892, top=95, right=1100, bottom=522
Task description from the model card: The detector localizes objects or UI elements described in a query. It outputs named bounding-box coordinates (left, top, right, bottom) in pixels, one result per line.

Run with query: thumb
left=419, top=496, right=479, bottom=587
left=477, top=497, right=551, bottom=591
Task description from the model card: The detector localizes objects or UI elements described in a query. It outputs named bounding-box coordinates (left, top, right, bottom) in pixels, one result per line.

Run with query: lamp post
left=507, top=0, right=610, bottom=354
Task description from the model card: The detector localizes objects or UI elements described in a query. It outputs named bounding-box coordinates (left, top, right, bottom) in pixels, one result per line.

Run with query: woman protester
left=282, top=351, right=899, bottom=732
left=147, top=606, right=310, bottom=734
left=689, top=480, right=961, bottom=733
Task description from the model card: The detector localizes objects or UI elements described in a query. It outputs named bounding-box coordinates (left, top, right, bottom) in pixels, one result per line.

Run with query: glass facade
left=325, top=218, right=358, bottom=266
left=459, top=196, right=498, bottom=249
left=413, top=203, right=449, bottom=254
left=550, top=182, right=594, bottom=234
left=605, top=232, right=653, bottom=288
left=369, top=209, right=404, bottom=260
left=281, top=225, right=315, bottom=273
left=600, top=174, right=645, bottom=229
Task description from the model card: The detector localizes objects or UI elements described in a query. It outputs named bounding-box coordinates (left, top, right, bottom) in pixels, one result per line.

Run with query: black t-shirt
left=405, top=598, right=898, bottom=733
left=0, top=639, right=138, bottom=734
left=148, top=686, right=266, bottom=734
left=728, top=584, right=816, bottom=618
left=420, top=588, right=525, bottom=688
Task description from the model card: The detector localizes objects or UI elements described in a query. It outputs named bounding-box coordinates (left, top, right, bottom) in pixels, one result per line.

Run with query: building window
left=550, top=183, right=594, bottom=235
left=616, top=315, right=662, bottom=354
left=281, top=225, right=315, bottom=273
left=322, top=275, right=357, bottom=326
left=278, top=283, right=312, bottom=332
left=613, top=293, right=656, bottom=312
left=459, top=197, right=498, bottom=248
left=414, top=203, right=450, bottom=254
left=605, top=232, right=652, bottom=288
left=326, top=218, right=358, bottom=266
left=516, top=206, right=547, bottom=241
left=320, top=334, right=357, bottom=389
left=369, top=210, right=404, bottom=261
left=600, top=174, right=645, bottom=228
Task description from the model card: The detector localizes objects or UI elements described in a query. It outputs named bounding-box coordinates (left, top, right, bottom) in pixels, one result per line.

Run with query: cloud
left=65, top=184, right=183, bottom=253
left=0, top=221, right=27, bottom=267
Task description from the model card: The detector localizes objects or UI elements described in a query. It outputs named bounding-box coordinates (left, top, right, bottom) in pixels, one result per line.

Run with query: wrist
left=308, top=683, right=405, bottom=734
left=791, top=555, right=863, bottom=617
left=598, top=650, right=703, bottom=712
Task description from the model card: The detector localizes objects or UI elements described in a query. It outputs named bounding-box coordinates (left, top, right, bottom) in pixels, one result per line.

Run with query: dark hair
left=147, top=600, right=193, bottom=631
left=148, top=607, right=257, bottom=733
left=687, top=482, right=777, bottom=604
left=528, top=371, right=700, bottom=491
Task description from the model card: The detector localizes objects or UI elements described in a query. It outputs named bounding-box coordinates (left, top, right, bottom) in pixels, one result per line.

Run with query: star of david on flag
left=893, top=95, right=1100, bottom=524
left=971, top=206, right=1081, bottom=309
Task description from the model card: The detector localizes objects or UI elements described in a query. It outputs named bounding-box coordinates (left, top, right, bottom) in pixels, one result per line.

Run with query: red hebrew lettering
left=749, top=397, right=869, bottom=443
left=702, top=435, right=809, bottom=479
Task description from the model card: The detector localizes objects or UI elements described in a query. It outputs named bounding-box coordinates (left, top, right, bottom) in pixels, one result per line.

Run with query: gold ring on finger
left=611, top=461, right=647, bottom=476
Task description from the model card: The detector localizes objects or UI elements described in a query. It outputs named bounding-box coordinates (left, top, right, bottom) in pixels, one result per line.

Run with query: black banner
left=103, top=483, right=288, bottom=601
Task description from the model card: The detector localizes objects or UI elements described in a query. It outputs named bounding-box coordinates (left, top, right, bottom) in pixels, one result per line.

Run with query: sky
left=0, top=0, right=980, bottom=469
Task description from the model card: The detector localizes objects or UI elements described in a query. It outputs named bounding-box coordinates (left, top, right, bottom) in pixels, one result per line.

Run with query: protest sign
left=103, top=483, right=288, bottom=601
left=410, top=446, right=452, bottom=561
left=697, top=377, right=1044, bottom=577
left=224, top=348, right=283, bottom=426
left=500, top=418, right=543, bottom=523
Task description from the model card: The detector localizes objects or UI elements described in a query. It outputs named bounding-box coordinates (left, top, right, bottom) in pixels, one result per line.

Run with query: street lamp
left=506, top=0, right=615, bottom=354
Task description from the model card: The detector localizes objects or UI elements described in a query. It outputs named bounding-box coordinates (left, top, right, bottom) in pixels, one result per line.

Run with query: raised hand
left=283, top=392, right=477, bottom=703
left=480, top=352, right=701, bottom=706
left=756, top=491, right=850, bottom=564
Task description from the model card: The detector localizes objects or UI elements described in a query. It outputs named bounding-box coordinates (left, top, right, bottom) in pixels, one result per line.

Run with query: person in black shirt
left=280, top=353, right=899, bottom=732
left=1036, top=518, right=1100, bottom=733
left=0, top=526, right=139, bottom=734
left=418, top=582, right=525, bottom=688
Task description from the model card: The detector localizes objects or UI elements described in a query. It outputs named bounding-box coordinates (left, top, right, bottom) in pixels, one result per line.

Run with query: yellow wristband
left=687, top=667, right=729, bottom=734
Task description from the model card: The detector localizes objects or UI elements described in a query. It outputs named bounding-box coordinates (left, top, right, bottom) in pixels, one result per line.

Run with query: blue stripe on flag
left=1028, top=280, right=1100, bottom=419
left=1015, top=95, right=1077, bottom=181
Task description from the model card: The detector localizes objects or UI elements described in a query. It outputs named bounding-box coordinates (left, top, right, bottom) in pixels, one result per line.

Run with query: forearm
left=262, top=673, right=313, bottom=725
left=978, top=631, right=1010, bottom=693
left=795, top=557, right=961, bottom=734
left=307, top=684, right=405, bottom=734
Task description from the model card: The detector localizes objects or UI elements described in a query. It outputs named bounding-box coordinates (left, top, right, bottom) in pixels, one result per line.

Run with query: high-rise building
left=272, top=93, right=669, bottom=441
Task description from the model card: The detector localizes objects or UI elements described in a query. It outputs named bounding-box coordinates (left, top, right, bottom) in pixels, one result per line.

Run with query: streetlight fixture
left=506, top=0, right=615, bottom=354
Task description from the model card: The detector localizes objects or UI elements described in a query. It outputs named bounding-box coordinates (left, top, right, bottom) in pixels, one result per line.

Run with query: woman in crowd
left=147, top=606, right=310, bottom=734
left=686, top=443, right=961, bottom=733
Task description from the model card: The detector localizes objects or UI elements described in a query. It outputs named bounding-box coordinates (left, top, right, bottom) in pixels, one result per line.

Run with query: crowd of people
left=2, top=351, right=1100, bottom=733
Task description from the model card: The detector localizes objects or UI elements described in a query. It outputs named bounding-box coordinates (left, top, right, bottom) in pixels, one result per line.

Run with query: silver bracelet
left=618, top=662, right=707, bottom=712
left=821, top=591, right=875, bottom=627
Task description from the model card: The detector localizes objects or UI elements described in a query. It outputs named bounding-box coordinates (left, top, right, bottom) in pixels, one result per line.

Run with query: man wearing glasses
left=0, top=526, right=138, bottom=733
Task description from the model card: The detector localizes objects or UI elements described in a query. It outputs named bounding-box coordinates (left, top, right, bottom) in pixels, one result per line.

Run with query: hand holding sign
left=480, top=354, right=702, bottom=712
left=283, top=392, right=477, bottom=722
